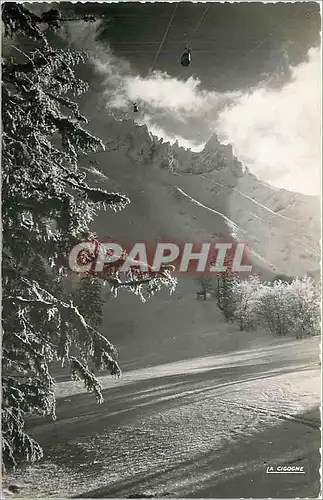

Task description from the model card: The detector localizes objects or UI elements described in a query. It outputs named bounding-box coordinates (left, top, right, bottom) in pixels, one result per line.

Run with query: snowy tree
left=213, top=271, right=238, bottom=322
left=196, top=276, right=215, bottom=300
left=219, top=273, right=237, bottom=322
left=72, top=275, right=105, bottom=330
left=232, top=275, right=261, bottom=331
left=1, top=4, right=177, bottom=471
left=254, top=281, right=292, bottom=336
left=272, top=273, right=294, bottom=284
left=286, top=278, right=321, bottom=339
left=1, top=3, right=98, bottom=42
left=211, top=245, right=239, bottom=321
left=254, top=278, right=320, bottom=338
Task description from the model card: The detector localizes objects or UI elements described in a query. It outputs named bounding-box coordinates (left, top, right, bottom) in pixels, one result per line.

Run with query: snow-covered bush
left=254, top=280, right=292, bottom=336
left=286, top=277, right=321, bottom=338
left=227, top=275, right=320, bottom=338
left=254, top=278, right=320, bottom=338
left=232, top=275, right=261, bottom=331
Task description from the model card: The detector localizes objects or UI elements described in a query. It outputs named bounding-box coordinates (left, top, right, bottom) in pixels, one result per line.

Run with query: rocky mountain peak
left=86, top=111, right=320, bottom=277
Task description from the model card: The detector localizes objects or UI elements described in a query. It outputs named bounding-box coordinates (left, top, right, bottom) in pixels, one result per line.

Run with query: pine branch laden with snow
left=2, top=3, right=98, bottom=43
left=1, top=4, right=177, bottom=471
left=75, top=244, right=178, bottom=303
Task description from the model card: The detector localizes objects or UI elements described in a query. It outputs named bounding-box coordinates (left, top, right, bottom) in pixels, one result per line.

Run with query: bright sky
left=215, top=47, right=321, bottom=195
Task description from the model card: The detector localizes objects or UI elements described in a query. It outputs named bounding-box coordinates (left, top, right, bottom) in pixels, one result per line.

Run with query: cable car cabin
left=133, top=103, right=139, bottom=113
left=180, top=48, right=191, bottom=67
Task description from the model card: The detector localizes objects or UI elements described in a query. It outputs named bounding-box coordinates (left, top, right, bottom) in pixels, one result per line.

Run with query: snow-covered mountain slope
left=82, top=102, right=320, bottom=279
left=68, top=101, right=320, bottom=367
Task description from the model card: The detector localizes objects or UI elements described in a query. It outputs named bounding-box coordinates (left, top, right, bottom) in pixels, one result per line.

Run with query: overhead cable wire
left=218, top=4, right=304, bottom=83
left=148, top=3, right=178, bottom=78
left=186, top=2, right=212, bottom=47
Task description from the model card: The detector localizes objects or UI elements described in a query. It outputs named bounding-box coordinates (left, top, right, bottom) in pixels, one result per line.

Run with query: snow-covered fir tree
left=196, top=276, right=215, bottom=300
left=1, top=3, right=177, bottom=471
left=232, top=275, right=261, bottom=331
left=212, top=247, right=238, bottom=322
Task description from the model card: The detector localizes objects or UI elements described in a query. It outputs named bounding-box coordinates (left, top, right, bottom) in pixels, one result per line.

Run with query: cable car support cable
left=148, top=3, right=178, bottom=78
left=218, top=3, right=304, bottom=83
left=185, top=2, right=212, bottom=48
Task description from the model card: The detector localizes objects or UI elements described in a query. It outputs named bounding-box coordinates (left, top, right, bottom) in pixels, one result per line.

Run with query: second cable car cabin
left=180, top=47, right=191, bottom=67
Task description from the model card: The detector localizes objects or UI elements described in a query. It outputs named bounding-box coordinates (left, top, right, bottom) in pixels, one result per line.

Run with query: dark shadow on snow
left=72, top=405, right=320, bottom=499
left=27, top=359, right=317, bottom=439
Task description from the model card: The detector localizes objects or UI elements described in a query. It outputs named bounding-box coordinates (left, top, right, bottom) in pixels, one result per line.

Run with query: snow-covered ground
left=7, top=335, right=320, bottom=498
left=5, top=100, right=321, bottom=499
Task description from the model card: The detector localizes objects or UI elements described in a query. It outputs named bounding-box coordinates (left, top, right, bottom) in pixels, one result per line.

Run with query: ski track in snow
left=230, top=185, right=300, bottom=224
left=7, top=339, right=320, bottom=499
left=215, top=399, right=320, bottom=430
left=175, top=187, right=243, bottom=238
left=195, top=174, right=301, bottom=224
left=251, top=212, right=263, bottom=221
left=175, top=187, right=276, bottom=269
left=246, top=246, right=276, bottom=269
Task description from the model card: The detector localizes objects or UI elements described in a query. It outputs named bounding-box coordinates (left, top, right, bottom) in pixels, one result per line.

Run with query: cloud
left=99, top=65, right=240, bottom=145
left=63, top=22, right=321, bottom=196
left=95, top=41, right=321, bottom=196
left=136, top=115, right=205, bottom=152
left=124, top=74, right=205, bottom=113
left=98, top=61, right=240, bottom=153
left=215, top=46, right=321, bottom=196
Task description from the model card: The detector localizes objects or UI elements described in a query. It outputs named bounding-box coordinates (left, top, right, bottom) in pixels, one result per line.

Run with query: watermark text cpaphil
left=68, top=239, right=253, bottom=277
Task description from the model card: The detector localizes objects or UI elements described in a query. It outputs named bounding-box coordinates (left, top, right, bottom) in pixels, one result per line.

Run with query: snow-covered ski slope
left=9, top=334, right=320, bottom=498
